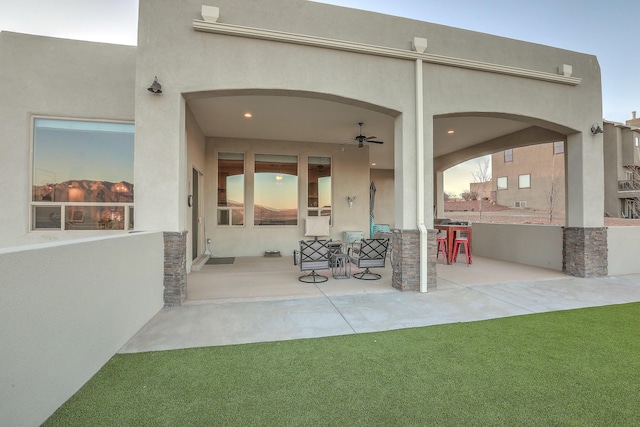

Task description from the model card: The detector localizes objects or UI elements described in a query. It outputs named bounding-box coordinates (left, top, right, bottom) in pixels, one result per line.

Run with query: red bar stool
left=436, top=234, right=448, bottom=264
left=452, top=237, right=472, bottom=265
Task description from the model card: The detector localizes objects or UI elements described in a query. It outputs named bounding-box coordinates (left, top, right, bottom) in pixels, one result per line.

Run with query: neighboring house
left=489, top=112, right=639, bottom=218
left=491, top=142, right=566, bottom=213
left=603, top=117, right=640, bottom=218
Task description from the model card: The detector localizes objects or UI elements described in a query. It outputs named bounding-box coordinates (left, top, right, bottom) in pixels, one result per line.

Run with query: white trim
left=193, top=20, right=582, bottom=86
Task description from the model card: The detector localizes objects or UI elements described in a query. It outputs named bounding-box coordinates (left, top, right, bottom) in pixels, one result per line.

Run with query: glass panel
left=63, top=206, right=125, bottom=230
left=232, top=209, right=244, bottom=226
left=553, top=141, right=564, bottom=154
left=254, top=154, right=298, bottom=226
left=32, top=118, right=134, bottom=203
left=129, top=206, right=134, bottom=230
left=504, top=149, right=513, bottom=162
left=518, top=174, right=531, bottom=189
left=218, top=209, right=230, bottom=226
left=497, top=177, right=507, bottom=190
left=308, top=156, right=331, bottom=208
left=33, top=205, right=61, bottom=229
left=217, top=153, right=244, bottom=226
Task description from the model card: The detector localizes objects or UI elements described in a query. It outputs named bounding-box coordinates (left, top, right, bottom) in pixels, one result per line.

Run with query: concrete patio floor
left=119, top=256, right=640, bottom=353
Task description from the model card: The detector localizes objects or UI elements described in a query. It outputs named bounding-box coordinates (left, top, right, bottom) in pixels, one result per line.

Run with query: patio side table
left=331, top=253, right=351, bottom=279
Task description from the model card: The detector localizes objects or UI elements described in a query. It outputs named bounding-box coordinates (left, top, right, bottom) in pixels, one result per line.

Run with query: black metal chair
left=348, top=238, right=389, bottom=280
left=294, top=239, right=333, bottom=283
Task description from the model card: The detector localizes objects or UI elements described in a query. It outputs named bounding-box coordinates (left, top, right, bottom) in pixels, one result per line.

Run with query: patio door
left=192, top=168, right=201, bottom=260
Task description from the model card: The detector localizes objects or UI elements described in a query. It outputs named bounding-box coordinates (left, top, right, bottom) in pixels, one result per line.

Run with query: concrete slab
left=120, top=256, right=640, bottom=354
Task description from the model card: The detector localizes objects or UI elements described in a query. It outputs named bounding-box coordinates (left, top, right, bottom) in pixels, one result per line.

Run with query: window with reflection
left=254, top=154, right=298, bottom=226
left=217, top=152, right=245, bottom=226
left=31, top=117, right=134, bottom=231
left=308, top=156, right=332, bottom=220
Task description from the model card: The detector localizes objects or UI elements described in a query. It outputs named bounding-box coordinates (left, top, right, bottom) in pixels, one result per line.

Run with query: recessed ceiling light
left=447, top=130, right=455, bottom=134
left=371, top=162, right=376, bottom=166
left=244, top=112, right=252, bottom=118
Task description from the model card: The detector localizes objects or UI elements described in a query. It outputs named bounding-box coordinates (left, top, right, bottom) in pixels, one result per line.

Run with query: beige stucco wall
left=471, top=223, right=564, bottom=270
left=0, top=232, right=164, bottom=426
left=608, top=227, right=640, bottom=275
left=370, top=169, right=395, bottom=230
left=0, top=32, right=136, bottom=248
left=205, top=138, right=370, bottom=256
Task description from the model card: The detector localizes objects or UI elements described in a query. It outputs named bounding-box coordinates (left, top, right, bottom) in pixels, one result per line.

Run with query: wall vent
left=514, top=201, right=527, bottom=208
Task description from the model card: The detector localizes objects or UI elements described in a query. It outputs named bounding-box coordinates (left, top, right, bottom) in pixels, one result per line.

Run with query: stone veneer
left=563, top=227, right=607, bottom=277
left=391, top=229, right=437, bottom=291
left=163, top=231, right=187, bottom=306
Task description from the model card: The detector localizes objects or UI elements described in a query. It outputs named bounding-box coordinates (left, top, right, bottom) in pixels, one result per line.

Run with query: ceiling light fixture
left=244, top=112, right=252, bottom=118
left=447, top=130, right=455, bottom=134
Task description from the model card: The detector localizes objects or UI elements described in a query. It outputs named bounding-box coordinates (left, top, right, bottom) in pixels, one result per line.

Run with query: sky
left=2, top=0, right=637, bottom=195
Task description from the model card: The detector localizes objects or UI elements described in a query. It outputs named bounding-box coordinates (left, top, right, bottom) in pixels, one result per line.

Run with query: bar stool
left=452, top=237, right=472, bottom=265
left=436, top=234, right=448, bottom=264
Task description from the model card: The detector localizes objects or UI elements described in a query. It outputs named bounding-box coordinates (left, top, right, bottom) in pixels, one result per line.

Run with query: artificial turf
left=45, top=302, right=640, bottom=426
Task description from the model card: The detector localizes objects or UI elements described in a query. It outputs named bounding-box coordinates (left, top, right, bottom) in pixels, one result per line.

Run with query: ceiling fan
left=351, top=122, right=384, bottom=148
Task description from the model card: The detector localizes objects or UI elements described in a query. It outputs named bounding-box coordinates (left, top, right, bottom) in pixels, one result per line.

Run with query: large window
left=31, top=118, right=134, bottom=230
left=217, top=152, right=245, bottom=226
left=308, top=156, right=332, bottom=219
left=254, top=154, right=298, bottom=226
left=518, top=174, right=531, bottom=189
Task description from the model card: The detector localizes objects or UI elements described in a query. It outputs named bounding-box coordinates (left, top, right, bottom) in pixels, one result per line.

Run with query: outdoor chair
left=294, top=239, right=333, bottom=283
left=348, top=238, right=389, bottom=280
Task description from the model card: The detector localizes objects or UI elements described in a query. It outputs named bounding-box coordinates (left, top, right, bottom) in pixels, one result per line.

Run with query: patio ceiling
left=187, top=94, right=531, bottom=170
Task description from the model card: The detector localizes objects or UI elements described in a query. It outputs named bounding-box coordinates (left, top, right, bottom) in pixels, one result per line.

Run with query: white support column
left=413, top=37, right=429, bottom=293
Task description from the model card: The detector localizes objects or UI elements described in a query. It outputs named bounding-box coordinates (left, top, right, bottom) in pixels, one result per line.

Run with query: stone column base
left=563, top=227, right=607, bottom=277
left=390, top=229, right=437, bottom=291
left=164, top=231, right=187, bottom=306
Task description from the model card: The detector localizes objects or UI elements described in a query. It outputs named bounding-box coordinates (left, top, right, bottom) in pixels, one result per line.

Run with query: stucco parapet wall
left=193, top=20, right=581, bottom=86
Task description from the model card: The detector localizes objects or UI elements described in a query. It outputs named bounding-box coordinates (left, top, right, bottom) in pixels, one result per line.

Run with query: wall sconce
left=147, top=76, right=162, bottom=94
left=590, top=123, right=604, bottom=135
left=347, top=195, right=356, bottom=208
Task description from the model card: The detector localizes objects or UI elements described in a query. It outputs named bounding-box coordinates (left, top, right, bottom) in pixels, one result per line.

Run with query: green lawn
left=45, top=303, right=640, bottom=426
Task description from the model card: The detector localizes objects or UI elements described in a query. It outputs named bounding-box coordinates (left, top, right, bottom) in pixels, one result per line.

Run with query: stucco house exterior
left=489, top=113, right=639, bottom=218
left=491, top=142, right=566, bottom=214
left=2, top=0, right=633, bottom=424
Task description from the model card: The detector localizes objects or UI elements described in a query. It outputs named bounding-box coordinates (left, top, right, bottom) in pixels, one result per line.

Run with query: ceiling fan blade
left=366, top=136, right=378, bottom=140
left=367, top=140, right=384, bottom=144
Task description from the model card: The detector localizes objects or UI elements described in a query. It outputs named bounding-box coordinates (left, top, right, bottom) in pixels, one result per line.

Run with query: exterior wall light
left=590, top=123, right=604, bottom=135
left=147, top=76, right=162, bottom=94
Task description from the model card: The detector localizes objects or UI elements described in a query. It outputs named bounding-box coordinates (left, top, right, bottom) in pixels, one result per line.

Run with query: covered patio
left=186, top=255, right=566, bottom=304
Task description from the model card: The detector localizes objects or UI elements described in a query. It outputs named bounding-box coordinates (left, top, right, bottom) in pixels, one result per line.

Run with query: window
left=254, top=154, right=298, bottom=226
left=217, top=152, right=244, bottom=226
left=308, top=156, right=332, bottom=219
left=504, top=149, right=513, bottom=162
left=31, top=118, right=134, bottom=231
left=635, top=136, right=639, bottom=147
left=518, top=174, right=531, bottom=189
left=553, top=141, right=564, bottom=154
left=497, top=177, right=508, bottom=190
